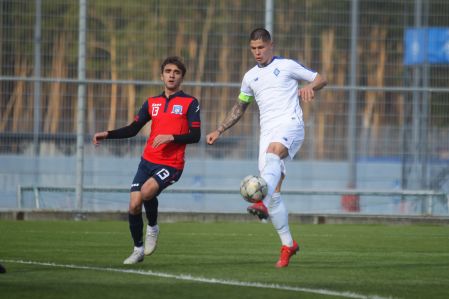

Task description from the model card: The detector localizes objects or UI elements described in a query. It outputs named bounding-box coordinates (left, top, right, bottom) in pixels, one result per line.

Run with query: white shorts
left=258, top=115, right=304, bottom=174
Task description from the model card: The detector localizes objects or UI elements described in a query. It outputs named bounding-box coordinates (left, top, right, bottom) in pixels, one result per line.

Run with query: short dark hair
left=249, top=28, right=271, bottom=42
left=161, top=56, right=186, bottom=77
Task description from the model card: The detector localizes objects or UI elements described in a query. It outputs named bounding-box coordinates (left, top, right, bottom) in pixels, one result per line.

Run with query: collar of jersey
left=257, top=56, right=280, bottom=68
left=159, top=90, right=186, bottom=99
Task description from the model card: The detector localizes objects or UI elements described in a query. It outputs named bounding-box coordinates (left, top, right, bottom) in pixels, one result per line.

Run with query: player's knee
left=266, top=143, right=288, bottom=158
left=140, top=183, right=159, bottom=200
left=128, top=203, right=142, bottom=214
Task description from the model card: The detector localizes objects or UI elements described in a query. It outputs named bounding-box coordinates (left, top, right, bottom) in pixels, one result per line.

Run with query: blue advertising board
left=404, top=27, right=449, bottom=65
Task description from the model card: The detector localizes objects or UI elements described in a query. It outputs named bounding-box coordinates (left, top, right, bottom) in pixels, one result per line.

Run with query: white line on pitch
left=1, top=259, right=392, bottom=299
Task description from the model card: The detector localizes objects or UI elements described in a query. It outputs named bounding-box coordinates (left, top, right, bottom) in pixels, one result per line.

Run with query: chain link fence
left=1, top=0, right=448, bottom=214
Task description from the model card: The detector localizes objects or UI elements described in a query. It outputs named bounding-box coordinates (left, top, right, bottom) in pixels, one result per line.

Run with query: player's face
left=250, top=39, right=273, bottom=66
left=161, top=64, right=184, bottom=93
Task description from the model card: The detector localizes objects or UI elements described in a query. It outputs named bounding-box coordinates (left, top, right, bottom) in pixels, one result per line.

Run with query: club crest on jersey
left=172, top=105, right=183, bottom=115
left=273, top=68, right=280, bottom=76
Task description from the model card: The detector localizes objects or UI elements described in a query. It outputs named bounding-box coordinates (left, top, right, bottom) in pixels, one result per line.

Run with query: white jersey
left=239, top=57, right=317, bottom=133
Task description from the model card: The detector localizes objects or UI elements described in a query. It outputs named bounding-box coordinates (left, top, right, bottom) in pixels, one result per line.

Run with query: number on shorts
left=156, top=168, right=170, bottom=180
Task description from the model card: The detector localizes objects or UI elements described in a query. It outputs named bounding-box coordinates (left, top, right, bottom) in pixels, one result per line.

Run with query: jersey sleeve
left=238, top=74, right=255, bottom=103
left=134, top=100, right=151, bottom=124
left=289, top=60, right=318, bottom=83
left=186, top=97, right=201, bottom=128
left=107, top=100, right=151, bottom=139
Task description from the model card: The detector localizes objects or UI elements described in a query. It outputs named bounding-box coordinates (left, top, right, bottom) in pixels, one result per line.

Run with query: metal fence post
left=75, top=0, right=87, bottom=210
left=348, top=0, right=359, bottom=190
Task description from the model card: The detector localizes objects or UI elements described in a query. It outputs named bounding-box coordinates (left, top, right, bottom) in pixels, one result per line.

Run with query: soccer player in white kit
left=206, top=28, right=327, bottom=267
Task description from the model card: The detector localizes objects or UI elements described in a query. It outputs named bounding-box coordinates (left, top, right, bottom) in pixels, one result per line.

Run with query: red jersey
left=135, top=91, right=201, bottom=170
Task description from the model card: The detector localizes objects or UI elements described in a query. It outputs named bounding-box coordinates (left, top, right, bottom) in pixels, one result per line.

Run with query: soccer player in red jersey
left=93, top=56, right=201, bottom=264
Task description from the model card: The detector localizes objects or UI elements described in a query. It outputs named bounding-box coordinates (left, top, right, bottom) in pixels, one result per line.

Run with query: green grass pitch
left=0, top=220, right=448, bottom=299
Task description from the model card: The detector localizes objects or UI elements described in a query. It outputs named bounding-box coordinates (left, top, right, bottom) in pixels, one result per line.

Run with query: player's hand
left=299, top=86, right=315, bottom=102
left=152, top=134, right=174, bottom=148
left=92, top=131, right=108, bottom=146
left=206, top=130, right=221, bottom=145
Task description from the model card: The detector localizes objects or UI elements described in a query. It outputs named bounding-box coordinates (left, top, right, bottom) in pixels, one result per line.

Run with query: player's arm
left=174, top=127, right=201, bottom=144
left=217, top=99, right=249, bottom=134
left=151, top=127, right=201, bottom=148
left=92, top=101, right=150, bottom=146
left=107, top=121, right=146, bottom=139
left=92, top=121, right=146, bottom=146
left=299, top=74, right=327, bottom=102
left=206, top=98, right=249, bottom=145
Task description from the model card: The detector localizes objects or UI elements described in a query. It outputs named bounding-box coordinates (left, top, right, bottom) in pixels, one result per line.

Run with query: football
left=240, top=175, right=268, bottom=203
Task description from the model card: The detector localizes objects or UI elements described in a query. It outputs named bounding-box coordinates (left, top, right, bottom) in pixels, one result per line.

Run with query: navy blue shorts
left=131, top=158, right=183, bottom=194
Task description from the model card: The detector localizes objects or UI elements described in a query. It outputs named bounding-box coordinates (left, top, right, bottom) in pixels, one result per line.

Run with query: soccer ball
left=240, top=175, right=268, bottom=203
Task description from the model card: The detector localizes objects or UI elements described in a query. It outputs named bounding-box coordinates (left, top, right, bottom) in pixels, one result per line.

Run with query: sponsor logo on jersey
left=172, top=105, right=183, bottom=115
left=273, top=68, right=280, bottom=76
left=254, top=77, right=259, bottom=81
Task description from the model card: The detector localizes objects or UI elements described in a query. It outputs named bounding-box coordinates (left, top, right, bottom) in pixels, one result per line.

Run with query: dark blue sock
left=143, top=197, right=158, bottom=227
left=128, top=213, right=143, bottom=247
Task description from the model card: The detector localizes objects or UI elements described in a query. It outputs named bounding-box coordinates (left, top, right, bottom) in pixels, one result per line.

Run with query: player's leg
left=143, top=197, right=159, bottom=255
left=264, top=118, right=304, bottom=267
left=267, top=173, right=292, bottom=245
left=262, top=143, right=293, bottom=243
left=262, top=142, right=288, bottom=197
left=268, top=176, right=299, bottom=268
left=140, top=177, right=160, bottom=256
left=143, top=197, right=158, bottom=227
left=247, top=134, right=277, bottom=220
left=263, top=153, right=300, bottom=268
left=123, top=159, right=148, bottom=264
left=140, top=164, right=183, bottom=256
left=247, top=134, right=288, bottom=220
left=124, top=190, right=145, bottom=264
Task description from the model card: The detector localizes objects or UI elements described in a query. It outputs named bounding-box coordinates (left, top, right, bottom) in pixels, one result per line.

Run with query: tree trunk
left=361, top=26, right=386, bottom=156
left=107, top=33, right=118, bottom=131
left=302, top=0, right=314, bottom=158
left=0, top=55, right=28, bottom=132
left=193, top=2, right=214, bottom=98
left=87, top=84, right=95, bottom=134
left=335, top=54, right=347, bottom=159
left=175, top=16, right=185, bottom=57
left=43, top=34, right=66, bottom=134
left=317, top=29, right=335, bottom=159
left=12, top=56, right=28, bottom=133
left=216, top=1, right=230, bottom=133
left=127, top=48, right=136, bottom=123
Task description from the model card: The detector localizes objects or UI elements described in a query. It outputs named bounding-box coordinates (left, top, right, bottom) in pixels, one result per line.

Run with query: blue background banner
left=405, top=27, right=449, bottom=65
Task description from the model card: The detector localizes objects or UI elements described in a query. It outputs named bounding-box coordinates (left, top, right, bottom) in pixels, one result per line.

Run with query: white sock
left=268, top=192, right=293, bottom=247
left=262, top=194, right=271, bottom=208
left=261, top=153, right=282, bottom=197
left=134, top=246, right=144, bottom=252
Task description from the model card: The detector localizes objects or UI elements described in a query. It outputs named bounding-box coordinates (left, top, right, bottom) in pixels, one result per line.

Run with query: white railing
left=17, top=185, right=448, bottom=216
